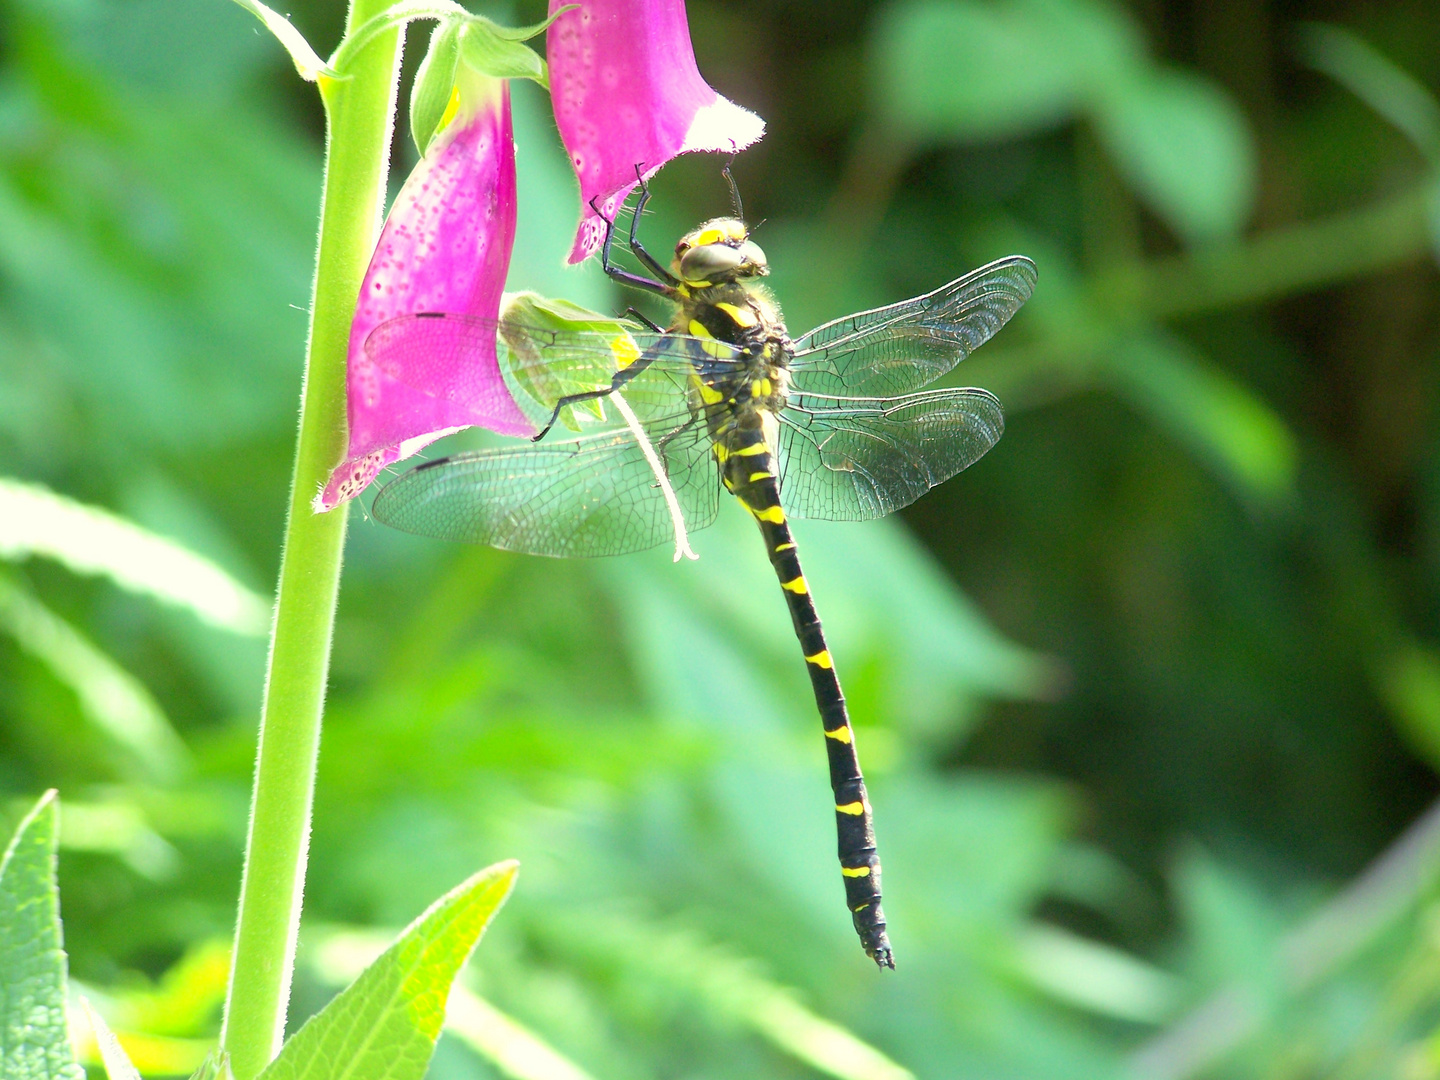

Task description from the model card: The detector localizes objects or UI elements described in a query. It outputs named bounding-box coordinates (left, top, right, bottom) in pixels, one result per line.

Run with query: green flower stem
left=1095, top=184, right=1431, bottom=319
left=219, top=5, right=404, bottom=1078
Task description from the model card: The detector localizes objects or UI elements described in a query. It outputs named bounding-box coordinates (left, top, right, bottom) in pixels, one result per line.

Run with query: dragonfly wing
left=370, top=417, right=721, bottom=557
left=364, top=313, right=739, bottom=428
left=776, top=389, right=1004, bottom=521
left=789, top=256, right=1036, bottom=397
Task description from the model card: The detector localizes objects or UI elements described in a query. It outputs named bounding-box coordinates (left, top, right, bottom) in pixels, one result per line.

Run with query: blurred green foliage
left=1, top=0, right=1439, bottom=1077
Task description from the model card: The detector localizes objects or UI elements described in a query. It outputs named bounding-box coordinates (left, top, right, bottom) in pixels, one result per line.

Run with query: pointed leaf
left=443, top=988, right=599, bottom=1080
left=226, top=0, right=337, bottom=81
left=0, top=578, right=188, bottom=782
left=257, top=861, right=518, bottom=1080
left=190, top=1050, right=235, bottom=1080
left=1015, top=924, right=1180, bottom=1024
left=0, top=791, right=85, bottom=1080
left=0, top=478, right=270, bottom=637
left=81, top=1000, right=141, bottom=1080
left=306, top=930, right=598, bottom=1080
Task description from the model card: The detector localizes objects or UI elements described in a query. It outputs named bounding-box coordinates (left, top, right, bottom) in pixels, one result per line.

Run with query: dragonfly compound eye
left=736, top=240, right=768, bottom=274
left=678, top=240, right=769, bottom=284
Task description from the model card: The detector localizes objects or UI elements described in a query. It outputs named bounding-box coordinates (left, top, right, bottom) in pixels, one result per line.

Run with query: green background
left=2, top=0, right=1439, bottom=1076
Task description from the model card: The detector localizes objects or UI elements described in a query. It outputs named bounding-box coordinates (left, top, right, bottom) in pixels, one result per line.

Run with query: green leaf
left=1172, top=845, right=1287, bottom=993
left=1295, top=23, right=1440, bottom=162
left=0, top=477, right=270, bottom=637
left=458, top=21, right=546, bottom=86
left=1105, top=332, right=1296, bottom=502
left=538, top=914, right=915, bottom=1080
left=257, top=861, right=518, bottom=1080
left=500, top=292, right=640, bottom=431
left=0, top=577, right=188, bottom=782
left=1015, top=923, right=1180, bottom=1024
left=1094, top=66, right=1257, bottom=244
left=226, top=0, right=337, bottom=81
left=875, top=0, right=1079, bottom=139
left=407, top=9, right=566, bottom=153
left=0, top=791, right=85, bottom=1080
left=190, top=1050, right=236, bottom=1080
left=1430, top=177, right=1440, bottom=267
left=873, top=0, right=1140, bottom=142
left=307, top=933, right=601, bottom=1080
left=1378, top=641, right=1440, bottom=767
left=468, top=6, right=576, bottom=43
left=81, top=999, right=141, bottom=1080
left=410, top=19, right=462, bottom=155
left=443, top=988, right=601, bottom=1080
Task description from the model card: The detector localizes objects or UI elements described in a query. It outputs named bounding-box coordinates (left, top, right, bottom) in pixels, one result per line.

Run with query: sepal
left=410, top=19, right=463, bottom=154
left=459, top=19, right=548, bottom=86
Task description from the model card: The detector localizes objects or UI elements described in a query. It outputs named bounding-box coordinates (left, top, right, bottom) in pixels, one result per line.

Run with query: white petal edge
left=680, top=95, right=766, bottom=155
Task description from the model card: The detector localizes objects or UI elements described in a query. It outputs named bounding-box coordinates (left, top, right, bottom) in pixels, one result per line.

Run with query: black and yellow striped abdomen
left=716, top=417, right=894, bottom=969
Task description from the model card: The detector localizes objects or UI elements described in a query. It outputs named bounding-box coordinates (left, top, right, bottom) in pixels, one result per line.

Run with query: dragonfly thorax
left=672, top=274, right=793, bottom=420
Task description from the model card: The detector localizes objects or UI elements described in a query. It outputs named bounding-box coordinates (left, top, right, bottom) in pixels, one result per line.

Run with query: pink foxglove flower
left=548, top=0, right=765, bottom=264
left=316, top=71, right=529, bottom=512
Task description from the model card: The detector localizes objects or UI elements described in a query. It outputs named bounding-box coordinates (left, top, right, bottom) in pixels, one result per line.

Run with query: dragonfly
left=367, top=178, right=1037, bottom=968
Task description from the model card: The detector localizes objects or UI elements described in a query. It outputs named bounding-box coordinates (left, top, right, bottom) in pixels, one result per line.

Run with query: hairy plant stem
left=218, top=6, right=403, bottom=1077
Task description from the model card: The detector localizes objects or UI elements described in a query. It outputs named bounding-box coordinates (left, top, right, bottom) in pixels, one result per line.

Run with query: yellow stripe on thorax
left=687, top=319, right=733, bottom=360
left=715, top=302, right=757, bottom=328
left=825, top=726, right=853, bottom=744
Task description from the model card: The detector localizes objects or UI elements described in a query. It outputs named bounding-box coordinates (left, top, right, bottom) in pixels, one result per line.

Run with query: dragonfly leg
left=593, top=194, right=674, bottom=297
left=627, top=165, right=681, bottom=286
left=530, top=349, right=663, bottom=442
left=622, top=307, right=665, bottom=333
left=722, top=161, right=743, bottom=220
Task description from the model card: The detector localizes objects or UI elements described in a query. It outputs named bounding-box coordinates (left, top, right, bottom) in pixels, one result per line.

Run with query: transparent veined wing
left=363, top=312, right=743, bottom=431
left=789, top=256, right=1036, bottom=397
left=370, top=411, right=722, bottom=557
left=776, top=388, right=1004, bottom=521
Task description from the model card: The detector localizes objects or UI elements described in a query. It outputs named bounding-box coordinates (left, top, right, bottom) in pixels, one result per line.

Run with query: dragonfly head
left=673, top=218, right=768, bottom=287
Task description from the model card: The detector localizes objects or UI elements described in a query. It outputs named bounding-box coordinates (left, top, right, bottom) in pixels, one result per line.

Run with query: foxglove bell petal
left=317, top=75, right=529, bottom=512
left=547, top=0, right=765, bottom=264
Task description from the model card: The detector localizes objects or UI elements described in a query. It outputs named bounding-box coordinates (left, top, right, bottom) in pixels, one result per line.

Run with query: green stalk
left=219, top=6, right=404, bottom=1078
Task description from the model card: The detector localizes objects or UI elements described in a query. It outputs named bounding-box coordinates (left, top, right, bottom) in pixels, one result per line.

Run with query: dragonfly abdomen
left=723, top=439, right=894, bottom=969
